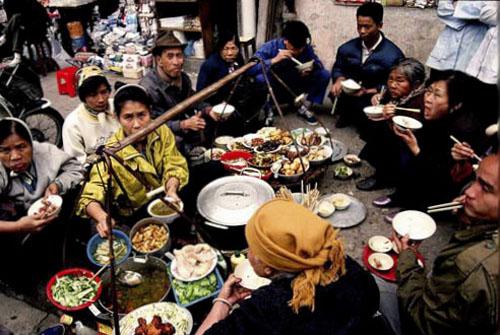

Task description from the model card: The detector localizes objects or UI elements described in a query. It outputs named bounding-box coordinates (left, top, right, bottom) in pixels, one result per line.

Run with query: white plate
left=392, top=210, right=436, bottom=240
left=368, top=253, right=394, bottom=271
left=170, top=246, right=218, bottom=282
left=242, top=133, right=265, bottom=148
left=116, top=302, right=193, bottom=335
left=27, top=195, right=62, bottom=217
left=234, top=259, right=271, bottom=290
left=368, top=235, right=393, bottom=253
left=393, top=115, right=423, bottom=130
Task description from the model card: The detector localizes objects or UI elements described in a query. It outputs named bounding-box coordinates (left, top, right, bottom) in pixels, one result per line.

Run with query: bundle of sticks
left=427, top=201, right=463, bottom=213
left=275, top=183, right=320, bottom=212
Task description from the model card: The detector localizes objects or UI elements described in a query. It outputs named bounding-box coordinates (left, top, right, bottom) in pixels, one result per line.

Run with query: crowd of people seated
left=0, top=1, right=498, bottom=334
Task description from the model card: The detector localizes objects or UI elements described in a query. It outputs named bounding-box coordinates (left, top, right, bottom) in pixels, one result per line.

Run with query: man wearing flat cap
left=140, top=30, right=220, bottom=153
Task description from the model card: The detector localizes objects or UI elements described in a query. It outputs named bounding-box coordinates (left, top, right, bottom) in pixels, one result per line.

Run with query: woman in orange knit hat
left=196, top=199, right=379, bottom=335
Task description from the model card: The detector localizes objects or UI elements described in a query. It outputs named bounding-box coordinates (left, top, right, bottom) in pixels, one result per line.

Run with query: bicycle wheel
left=0, top=95, right=14, bottom=118
left=22, top=107, right=64, bottom=147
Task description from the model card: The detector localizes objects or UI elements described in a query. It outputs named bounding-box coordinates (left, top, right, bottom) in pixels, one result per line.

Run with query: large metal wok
left=90, top=255, right=170, bottom=319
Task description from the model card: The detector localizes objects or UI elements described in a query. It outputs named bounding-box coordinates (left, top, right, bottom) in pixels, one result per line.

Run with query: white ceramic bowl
left=341, top=79, right=361, bottom=95
left=368, top=235, right=393, bottom=253
left=147, top=198, right=184, bottom=224
left=343, top=154, right=361, bottom=166
left=328, top=193, right=351, bottom=210
left=307, top=145, right=333, bottom=165
left=363, top=105, right=384, bottom=118
left=212, top=103, right=235, bottom=120
left=393, top=115, right=423, bottom=131
left=28, top=195, right=63, bottom=217
left=234, top=259, right=271, bottom=290
left=214, top=136, right=234, bottom=149
left=295, top=60, right=314, bottom=72
left=368, top=253, right=394, bottom=271
left=273, top=159, right=310, bottom=183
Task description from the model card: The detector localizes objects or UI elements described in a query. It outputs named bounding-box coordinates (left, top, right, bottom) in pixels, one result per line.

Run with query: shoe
left=356, top=176, right=379, bottom=191
left=373, top=195, right=393, bottom=207
left=297, top=106, right=318, bottom=125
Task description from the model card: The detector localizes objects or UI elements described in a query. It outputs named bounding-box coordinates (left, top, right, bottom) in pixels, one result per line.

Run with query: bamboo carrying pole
left=107, top=60, right=257, bottom=154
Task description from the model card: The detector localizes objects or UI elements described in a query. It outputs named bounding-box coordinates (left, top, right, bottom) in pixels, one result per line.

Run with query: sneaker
left=297, top=106, right=318, bottom=126
left=373, top=195, right=393, bottom=207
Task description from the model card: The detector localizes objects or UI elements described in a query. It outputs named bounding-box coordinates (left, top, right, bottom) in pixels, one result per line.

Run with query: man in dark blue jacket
left=248, top=21, right=331, bottom=126
left=330, top=2, right=404, bottom=131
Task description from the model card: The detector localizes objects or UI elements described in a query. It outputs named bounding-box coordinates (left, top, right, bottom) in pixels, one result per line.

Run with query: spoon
left=117, top=269, right=143, bottom=287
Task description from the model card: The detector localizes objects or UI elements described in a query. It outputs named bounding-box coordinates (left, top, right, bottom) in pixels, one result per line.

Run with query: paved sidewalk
left=0, top=292, right=59, bottom=335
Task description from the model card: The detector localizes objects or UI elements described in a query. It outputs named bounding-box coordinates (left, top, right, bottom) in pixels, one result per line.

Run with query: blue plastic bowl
left=86, top=229, right=132, bottom=267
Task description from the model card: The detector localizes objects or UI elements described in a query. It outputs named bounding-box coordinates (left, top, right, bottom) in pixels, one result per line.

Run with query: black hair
left=78, top=75, right=111, bottom=102
left=282, top=21, right=311, bottom=49
left=216, top=31, right=240, bottom=52
left=425, top=70, right=469, bottom=112
left=113, top=82, right=152, bottom=117
left=0, top=119, right=32, bottom=145
left=390, top=58, right=426, bottom=90
left=357, top=2, right=384, bottom=24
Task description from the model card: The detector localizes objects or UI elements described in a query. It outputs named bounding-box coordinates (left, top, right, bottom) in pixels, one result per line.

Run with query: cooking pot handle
left=88, top=303, right=106, bottom=319
left=204, top=221, right=229, bottom=230
left=240, top=167, right=262, bottom=178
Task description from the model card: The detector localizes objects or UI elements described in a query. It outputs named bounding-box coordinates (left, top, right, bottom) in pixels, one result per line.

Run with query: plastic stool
left=56, top=66, right=78, bottom=97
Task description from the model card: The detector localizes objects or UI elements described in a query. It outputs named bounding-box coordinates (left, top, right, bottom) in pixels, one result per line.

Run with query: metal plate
left=321, top=194, right=366, bottom=228
left=325, top=139, right=348, bottom=162
left=197, top=176, right=275, bottom=227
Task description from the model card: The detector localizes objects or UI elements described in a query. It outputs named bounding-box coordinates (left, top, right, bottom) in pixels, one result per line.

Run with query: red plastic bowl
left=46, top=267, right=102, bottom=312
left=220, top=150, right=253, bottom=171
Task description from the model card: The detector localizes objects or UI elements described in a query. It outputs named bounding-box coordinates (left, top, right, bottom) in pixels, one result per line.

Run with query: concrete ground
left=0, top=69, right=455, bottom=334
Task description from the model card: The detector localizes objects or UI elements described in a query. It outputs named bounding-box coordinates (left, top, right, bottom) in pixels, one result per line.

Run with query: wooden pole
left=107, top=60, right=257, bottom=153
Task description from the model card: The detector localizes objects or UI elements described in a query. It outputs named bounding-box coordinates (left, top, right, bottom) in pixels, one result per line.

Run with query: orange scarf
left=245, top=199, right=346, bottom=313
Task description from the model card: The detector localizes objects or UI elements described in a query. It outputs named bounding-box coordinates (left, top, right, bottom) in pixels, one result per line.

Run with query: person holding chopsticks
left=357, top=58, right=426, bottom=191
left=377, top=153, right=499, bottom=335
left=370, top=70, right=485, bottom=211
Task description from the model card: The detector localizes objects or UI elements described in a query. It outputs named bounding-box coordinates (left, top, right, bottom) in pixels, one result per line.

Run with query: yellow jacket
left=77, top=125, right=188, bottom=218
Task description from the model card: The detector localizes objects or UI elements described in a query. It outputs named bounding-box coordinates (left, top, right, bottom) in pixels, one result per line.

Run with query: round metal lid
left=197, top=176, right=275, bottom=226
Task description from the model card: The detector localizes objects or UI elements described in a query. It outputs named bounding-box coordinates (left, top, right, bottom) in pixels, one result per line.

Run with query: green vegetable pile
left=171, top=272, right=218, bottom=305
left=335, top=165, right=351, bottom=177
left=51, top=275, right=99, bottom=307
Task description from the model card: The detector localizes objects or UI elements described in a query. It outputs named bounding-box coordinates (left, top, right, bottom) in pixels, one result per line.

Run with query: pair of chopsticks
left=427, top=201, right=463, bottom=213
left=395, top=107, right=420, bottom=113
left=450, top=135, right=482, bottom=162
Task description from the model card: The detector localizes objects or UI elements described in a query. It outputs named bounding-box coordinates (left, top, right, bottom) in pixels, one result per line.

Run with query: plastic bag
left=49, top=32, right=71, bottom=69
